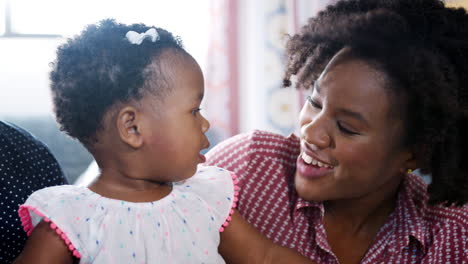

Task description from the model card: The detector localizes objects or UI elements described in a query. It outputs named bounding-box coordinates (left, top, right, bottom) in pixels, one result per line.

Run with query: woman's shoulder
left=406, top=174, right=467, bottom=227
left=421, top=204, right=468, bottom=258
left=209, top=130, right=298, bottom=150
left=424, top=203, right=468, bottom=230
left=401, top=174, right=467, bottom=257
left=415, top=185, right=468, bottom=241
left=206, top=130, right=300, bottom=167
left=410, top=176, right=466, bottom=217
left=238, top=129, right=299, bottom=146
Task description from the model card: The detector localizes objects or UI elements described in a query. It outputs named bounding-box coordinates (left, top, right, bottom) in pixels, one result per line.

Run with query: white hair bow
left=125, top=28, right=159, bottom=45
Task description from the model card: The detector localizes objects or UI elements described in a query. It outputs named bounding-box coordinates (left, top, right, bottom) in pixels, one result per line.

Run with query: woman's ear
left=116, top=106, right=144, bottom=148
left=400, top=149, right=418, bottom=173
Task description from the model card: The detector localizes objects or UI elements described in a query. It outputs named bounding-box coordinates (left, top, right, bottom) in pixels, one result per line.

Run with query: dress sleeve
left=176, top=166, right=240, bottom=232
left=18, top=186, right=83, bottom=258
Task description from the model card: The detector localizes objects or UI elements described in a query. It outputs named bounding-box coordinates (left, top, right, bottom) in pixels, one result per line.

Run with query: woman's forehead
left=319, top=58, right=386, bottom=92
left=316, top=59, right=395, bottom=121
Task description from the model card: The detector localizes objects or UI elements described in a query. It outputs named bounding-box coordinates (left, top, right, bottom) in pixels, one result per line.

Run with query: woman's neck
left=321, top=176, right=404, bottom=264
left=323, top=175, right=403, bottom=235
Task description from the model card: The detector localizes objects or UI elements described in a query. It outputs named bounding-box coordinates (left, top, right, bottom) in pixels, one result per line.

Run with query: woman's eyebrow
left=313, top=80, right=368, bottom=126
left=336, top=107, right=369, bottom=127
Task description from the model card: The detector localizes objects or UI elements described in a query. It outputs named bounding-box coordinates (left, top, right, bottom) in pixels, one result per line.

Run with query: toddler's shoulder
left=27, top=185, right=79, bottom=201
left=179, top=165, right=235, bottom=190
left=23, top=185, right=92, bottom=217
left=193, top=165, right=233, bottom=177
left=174, top=165, right=237, bottom=230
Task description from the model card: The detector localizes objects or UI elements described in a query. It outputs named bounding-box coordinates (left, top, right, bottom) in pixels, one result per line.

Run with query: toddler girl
left=13, top=19, right=311, bottom=264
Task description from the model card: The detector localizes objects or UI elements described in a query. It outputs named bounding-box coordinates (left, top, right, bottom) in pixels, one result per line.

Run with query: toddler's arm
left=219, top=210, right=314, bottom=264
left=13, top=221, right=75, bottom=264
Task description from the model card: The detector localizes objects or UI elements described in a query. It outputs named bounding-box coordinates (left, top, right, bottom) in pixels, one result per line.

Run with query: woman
left=205, top=0, right=468, bottom=263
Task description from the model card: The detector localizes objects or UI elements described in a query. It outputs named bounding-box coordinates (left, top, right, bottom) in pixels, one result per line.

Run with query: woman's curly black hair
left=50, top=19, right=186, bottom=146
left=283, top=0, right=468, bottom=206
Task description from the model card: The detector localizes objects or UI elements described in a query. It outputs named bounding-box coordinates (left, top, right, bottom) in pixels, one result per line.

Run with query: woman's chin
left=294, top=173, right=329, bottom=202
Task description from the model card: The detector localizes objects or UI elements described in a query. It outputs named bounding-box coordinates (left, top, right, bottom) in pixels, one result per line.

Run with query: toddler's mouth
left=198, top=153, right=206, bottom=163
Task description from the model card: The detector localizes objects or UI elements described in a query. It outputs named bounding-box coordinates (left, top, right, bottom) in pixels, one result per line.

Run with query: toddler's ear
left=117, top=106, right=144, bottom=148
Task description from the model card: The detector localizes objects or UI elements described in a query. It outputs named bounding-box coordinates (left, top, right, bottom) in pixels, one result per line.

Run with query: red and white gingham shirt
left=205, top=130, right=468, bottom=263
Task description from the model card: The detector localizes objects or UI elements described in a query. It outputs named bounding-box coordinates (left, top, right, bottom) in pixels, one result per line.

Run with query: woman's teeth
left=301, top=152, right=334, bottom=168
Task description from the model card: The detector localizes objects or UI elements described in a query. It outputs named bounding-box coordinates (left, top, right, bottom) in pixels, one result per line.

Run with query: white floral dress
left=19, top=166, right=238, bottom=264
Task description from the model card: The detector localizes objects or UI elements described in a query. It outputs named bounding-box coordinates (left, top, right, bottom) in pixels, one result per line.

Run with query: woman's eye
left=307, top=96, right=322, bottom=109
left=337, top=121, right=358, bottom=135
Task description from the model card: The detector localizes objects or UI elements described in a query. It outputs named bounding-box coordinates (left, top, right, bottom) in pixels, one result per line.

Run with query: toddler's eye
left=191, top=108, right=202, bottom=115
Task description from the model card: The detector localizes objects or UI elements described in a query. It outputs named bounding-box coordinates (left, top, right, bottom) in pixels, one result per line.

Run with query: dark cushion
left=0, top=121, right=67, bottom=263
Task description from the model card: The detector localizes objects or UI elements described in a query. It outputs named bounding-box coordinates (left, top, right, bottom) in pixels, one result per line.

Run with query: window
left=0, top=0, right=210, bottom=116
left=0, top=0, right=211, bottom=183
left=3, top=0, right=209, bottom=42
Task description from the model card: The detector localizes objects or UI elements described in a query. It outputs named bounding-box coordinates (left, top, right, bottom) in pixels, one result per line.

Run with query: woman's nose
left=300, top=117, right=331, bottom=149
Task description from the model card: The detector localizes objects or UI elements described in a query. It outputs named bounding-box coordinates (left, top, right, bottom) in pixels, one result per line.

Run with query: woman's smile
left=296, top=154, right=334, bottom=179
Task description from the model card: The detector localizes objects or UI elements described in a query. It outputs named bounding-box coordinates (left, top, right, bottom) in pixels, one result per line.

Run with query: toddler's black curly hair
left=50, top=19, right=186, bottom=146
left=283, top=0, right=468, bottom=206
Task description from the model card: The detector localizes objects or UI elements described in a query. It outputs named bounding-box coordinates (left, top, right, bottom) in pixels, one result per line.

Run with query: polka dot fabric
left=19, top=166, right=235, bottom=263
left=0, top=121, right=66, bottom=263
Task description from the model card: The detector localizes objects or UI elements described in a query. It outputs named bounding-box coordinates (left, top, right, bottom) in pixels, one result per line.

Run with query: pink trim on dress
left=219, top=172, right=240, bottom=232
left=18, top=205, right=82, bottom=258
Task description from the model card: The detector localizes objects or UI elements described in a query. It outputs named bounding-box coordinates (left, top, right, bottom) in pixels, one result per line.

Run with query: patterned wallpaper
left=446, top=0, right=468, bottom=8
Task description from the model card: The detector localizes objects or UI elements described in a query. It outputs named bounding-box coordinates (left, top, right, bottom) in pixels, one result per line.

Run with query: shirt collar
left=391, top=173, right=429, bottom=253
left=292, top=173, right=429, bottom=253
left=289, top=133, right=323, bottom=213
left=295, top=192, right=323, bottom=209
left=293, top=193, right=324, bottom=222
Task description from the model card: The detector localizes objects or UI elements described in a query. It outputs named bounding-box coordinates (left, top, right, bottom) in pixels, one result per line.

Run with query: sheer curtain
left=203, top=0, right=239, bottom=144
left=75, top=0, right=337, bottom=184
left=204, top=0, right=337, bottom=143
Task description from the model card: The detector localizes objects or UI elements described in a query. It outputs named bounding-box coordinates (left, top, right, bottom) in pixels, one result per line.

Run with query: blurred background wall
left=3, top=0, right=462, bottom=183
